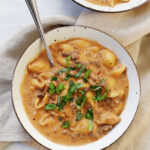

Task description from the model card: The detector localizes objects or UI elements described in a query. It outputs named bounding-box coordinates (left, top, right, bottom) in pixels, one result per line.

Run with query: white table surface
left=0, top=0, right=89, bottom=149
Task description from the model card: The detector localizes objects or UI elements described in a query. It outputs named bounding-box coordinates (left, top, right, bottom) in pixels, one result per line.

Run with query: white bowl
left=73, top=0, right=147, bottom=12
left=12, top=26, right=140, bottom=150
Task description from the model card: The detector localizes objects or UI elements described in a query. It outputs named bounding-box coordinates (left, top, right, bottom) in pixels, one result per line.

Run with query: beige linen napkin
left=1, top=3, right=150, bottom=150
left=0, top=15, right=76, bottom=147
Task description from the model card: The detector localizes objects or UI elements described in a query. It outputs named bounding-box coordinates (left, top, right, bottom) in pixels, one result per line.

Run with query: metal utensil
left=25, top=0, right=54, bottom=66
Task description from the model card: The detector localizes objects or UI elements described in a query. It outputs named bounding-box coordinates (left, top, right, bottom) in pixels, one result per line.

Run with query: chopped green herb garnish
left=49, top=83, right=56, bottom=94
left=66, top=56, right=71, bottom=73
left=45, top=104, right=57, bottom=110
left=100, top=77, right=106, bottom=84
left=57, top=96, right=61, bottom=106
left=89, top=120, right=93, bottom=131
left=62, top=121, right=70, bottom=128
left=76, top=110, right=83, bottom=121
left=85, top=108, right=93, bottom=120
left=76, top=63, right=82, bottom=69
left=59, top=117, right=63, bottom=121
left=65, top=74, right=72, bottom=81
left=56, top=83, right=65, bottom=94
left=75, top=66, right=86, bottom=78
left=51, top=76, right=57, bottom=81
left=83, top=69, right=91, bottom=82
left=93, top=87, right=109, bottom=101
left=90, top=85, right=101, bottom=91
left=58, top=68, right=68, bottom=75
left=69, top=97, right=74, bottom=103
left=58, top=96, right=68, bottom=111
left=76, top=90, right=87, bottom=109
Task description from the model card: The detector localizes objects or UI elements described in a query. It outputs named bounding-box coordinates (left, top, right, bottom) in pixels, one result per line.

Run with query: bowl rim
left=72, top=0, right=148, bottom=13
left=11, top=25, right=141, bottom=150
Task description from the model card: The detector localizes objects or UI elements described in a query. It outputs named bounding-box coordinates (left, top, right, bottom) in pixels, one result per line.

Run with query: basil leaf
left=83, top=69, right=91, bottom=82
left=45, top=104, right=57, bottom=110
left=75, top=66, right=86, bottom=78
left=76, top=110, right=83, bottom=121
left=51, top=76, right=57, bottom=81
left=49, top=83, right=56, bottom=94
left=62, top=121, right=70, bottom=128
left=93, top=87, right=109, bottom=101
left=85, top=108, right=93, bottom=120
left=89, top=120, right=93, bottom=131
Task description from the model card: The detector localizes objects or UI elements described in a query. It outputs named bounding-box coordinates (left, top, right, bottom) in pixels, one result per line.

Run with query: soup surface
left=21, top=38, right=129, bottom=146
left=86, top=0, right=130, bottom=7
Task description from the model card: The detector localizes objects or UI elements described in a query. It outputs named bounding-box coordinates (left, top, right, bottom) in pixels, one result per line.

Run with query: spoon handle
left=25, top=0, right=54, bottom=66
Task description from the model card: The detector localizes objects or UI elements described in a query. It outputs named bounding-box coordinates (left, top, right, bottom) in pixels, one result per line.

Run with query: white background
left=0, top=0, right=89, bottom=149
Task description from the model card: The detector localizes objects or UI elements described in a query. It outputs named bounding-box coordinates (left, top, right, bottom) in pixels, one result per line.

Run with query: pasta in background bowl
left=12, top=26, right=140, bottom=150
left=73, top=0, right=147, bottom=12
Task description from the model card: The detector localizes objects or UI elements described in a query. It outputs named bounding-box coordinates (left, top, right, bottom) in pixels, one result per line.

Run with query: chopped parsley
left=56, top=83, right=65, bottom=94
left=45, top=104, right=57, bottom=110
left=76, top=63, right=82, bottom=69
left=62, top=121, right=70, bottom=128
left=75, top=66, right=86, bottom=78
left=57, top=68, right=68, bottom=75
left=76, top=110, right=83, bottom=121
left=49, top=83, right=56, bottom=94
left=51, top=76, right=57, bottom=81
left=88, top=120, right=93, bottom=131
left=93, top=87, right=109, bottom=101
left=83, top=69, right=91, bottom=82
left=85, top=108, right=93, bottom=120
left=76, top=90, right=87, bottom=109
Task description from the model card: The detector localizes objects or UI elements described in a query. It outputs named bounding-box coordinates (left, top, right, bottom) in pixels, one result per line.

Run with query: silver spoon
left=25, top=0, right=54, bottom=66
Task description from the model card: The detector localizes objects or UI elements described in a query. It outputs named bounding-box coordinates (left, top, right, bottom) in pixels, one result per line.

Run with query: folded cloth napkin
left=1, top=2, right=150, bottom=150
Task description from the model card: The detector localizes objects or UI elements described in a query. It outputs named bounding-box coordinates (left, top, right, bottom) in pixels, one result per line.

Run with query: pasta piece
left=34, top=93, right=49, bottom=109
left=106, top=76, right=116, bottom=89
left=108, top=90, right=119, bottom=98
left=56, top=56, right=66, bottom=67
left=50, top=111, right=65, bottom=117
left=31, top=78, right=44, bottom=88
left=59, top=43, right=73, bottom=54
left=28, top=60, right=46, bottom=73
left=102, top=49, right=116, bottom=68
left=86, top=91, right=95, bottom=107
left=107, top=0, right=115, bottom=7
left=70, top=39, right=90, bottom=48
left=111, top=65, right=127, bottom=77
left=77, top=79, right=90, bottom=90
left=113, top=102, right=123, bottom=115
left=73, top=118, right=90, bottom=133
left=97, top=111, right=121, bottom=125
left=39, top=114, right=55, bottom=126
left=86, top=46, right=100, bottom=52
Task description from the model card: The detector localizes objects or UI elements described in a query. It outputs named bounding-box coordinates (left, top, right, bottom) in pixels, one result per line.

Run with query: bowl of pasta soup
left=12, top=26, right=140, bottom=150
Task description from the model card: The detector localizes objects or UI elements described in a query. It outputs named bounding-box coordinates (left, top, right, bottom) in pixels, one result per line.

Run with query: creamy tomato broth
left=21, top=38, right=129, bottom=145
left=86, top=0, right=130, bottom=7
